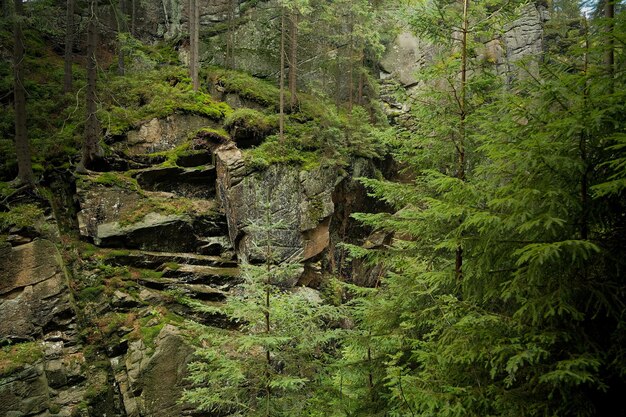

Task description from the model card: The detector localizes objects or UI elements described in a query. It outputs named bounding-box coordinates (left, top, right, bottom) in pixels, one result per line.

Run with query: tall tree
left=189, top=0, right=200, bottom=91
left=279, top=6, right=285, bottom=142
left=288, top=9, right=298, bottom=110
left=79, top=0, right=101, bottom=171
left=117, top=0, right=127, bottom=76
left=13, top=0, right=33, bottom=184
left=63, top=0, right=74, bottom=92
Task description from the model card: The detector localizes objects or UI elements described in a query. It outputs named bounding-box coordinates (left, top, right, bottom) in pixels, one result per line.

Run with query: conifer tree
left=184, top=197, right=344, bottom=416
left=342, top=2, right=626, bottom=416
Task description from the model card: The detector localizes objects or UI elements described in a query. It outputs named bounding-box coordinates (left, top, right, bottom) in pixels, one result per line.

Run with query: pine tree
left=184, top=198, right=344, bottom=416
left=341, top=2, right=626, bottom=416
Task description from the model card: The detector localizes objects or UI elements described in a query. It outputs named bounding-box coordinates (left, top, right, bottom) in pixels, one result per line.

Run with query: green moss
left=205, top=67, right=281, bottom=109
left=0, top=203, right=45, bottom=231
left=244, top=136, right=321, bottom=171
left=91, top=172, right=141, bottom=191
left=78, top=285, right=106, bottom=302
left=164, top=262, right=180, bottom=270
left=100, top=68, right=233, bottom=136
left=224, top=108, right=277, bottom=143
left=0, top=342, right=44, bottom=377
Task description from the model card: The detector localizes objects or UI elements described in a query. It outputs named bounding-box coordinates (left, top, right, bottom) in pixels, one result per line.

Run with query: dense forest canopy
left=0, top=0, right=625, bottom=416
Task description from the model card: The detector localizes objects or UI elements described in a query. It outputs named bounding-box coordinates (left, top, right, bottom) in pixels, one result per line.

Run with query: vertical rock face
left=0, top=239, right=91, bottom=417
left=0, top=240, right=73, bottom=343
left=499, top=2, right=550, bottom=77
left=215, top=145, right=344, bottom=263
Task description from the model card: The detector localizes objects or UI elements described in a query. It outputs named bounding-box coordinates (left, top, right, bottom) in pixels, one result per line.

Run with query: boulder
left=0, top=363, right=50, bottom=416
left=112, top=325, right=195, bottom=417
left=216, top=146, right=344, bottom=263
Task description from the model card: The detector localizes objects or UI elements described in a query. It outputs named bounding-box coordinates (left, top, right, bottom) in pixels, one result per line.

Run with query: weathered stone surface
left=117, top=114, right=212, bottom=155
left=76, top=183, right=144, bottom=240
left=112, top=325, right=194, bottom=417
left=216, top=146, right=344, bottom=263
left=0, top=363, right=50, bottom=416
left=133, top=165, right=217, bottom=198
left=380, top=31, right=435, bottom=87
left=0, top=240, right=72, bottom=343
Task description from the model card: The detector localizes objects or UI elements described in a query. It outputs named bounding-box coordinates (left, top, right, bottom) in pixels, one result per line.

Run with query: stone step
left=105, top=249, right=237, bottom=269
left=137, top=276, right=227, bottom=302
left=161, top=264, right=241, bottom=288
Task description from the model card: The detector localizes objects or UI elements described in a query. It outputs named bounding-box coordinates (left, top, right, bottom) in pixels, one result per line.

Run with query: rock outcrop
left=215, top=145, right=344, bottom=263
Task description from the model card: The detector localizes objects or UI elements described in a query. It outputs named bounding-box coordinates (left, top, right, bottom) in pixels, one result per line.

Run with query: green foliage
left=184, top=201, right=345, bottom=416
left=333, top=4, right=626, bottom=417
left=224, top=108, right=278, bottom=140
left=100, top=67, right=232, bottom=136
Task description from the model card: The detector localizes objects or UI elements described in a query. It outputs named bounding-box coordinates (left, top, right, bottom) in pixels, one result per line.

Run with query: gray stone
left=0, top=363, right=50, bottom=416
left=0, top=240, right=72, bottom=342
left=116, top=115, right=213, bottom=155
left=216, top=145, right=344, bottom=264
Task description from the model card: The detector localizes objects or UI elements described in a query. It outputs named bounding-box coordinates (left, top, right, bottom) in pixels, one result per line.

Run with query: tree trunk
left=226, top=0, right=236, bottom=68
left=80, top=0, right=101, bottom=171
left=131, top=0, right=135, bottom=35
left=189, top=0, right=199, bottom=91
left=455, top=0, right=469, bottom=284
left=279, top=8, right=285, bottom=142
left=13, top=0, right=33, bottom=184
left=64, top=0, right=74, bottom=92
left=605, top=0, right=614, bottom=88
left=117, top=0, right=126, bottom=76
left=288, top=10, right=298, bottom=111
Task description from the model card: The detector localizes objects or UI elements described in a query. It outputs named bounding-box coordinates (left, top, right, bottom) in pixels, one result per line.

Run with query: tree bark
left=288, top=10, right=298, bottom=111
left=226, top=0, right=236, bottom=69
left=117, top=0, right=126, bottom=76
left=80, top=0, right=101, bottom=171
left=605, top=0, right=614, bottom=88
left=279, top=8, right=285, bottom=142
left=189, top=0, right=199, bottom=91
left=13, top=0, right=33, bottom=184
left=131, top=0, right=135, bottom=35
left=64, top=0, right=74, bottom=92
left=455, top=0, right=469, bottom=284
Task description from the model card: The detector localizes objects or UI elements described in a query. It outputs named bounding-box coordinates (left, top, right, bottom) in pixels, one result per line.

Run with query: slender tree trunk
left=226, top=0, right=236, bottom=68
left=357, top=50, right=364, bottom=105
left=455, top=0, right=469, bottom=283
left=2, top=0, right=10, bottom=19
left=279, top=8, right=285, bottom=142
left=80, top=0, right=101, bottom=171
left=189, top=0, right=199, bottom=91
left=288, top=10, right=298, bottom=111
left=64, top=0, right=74, bottom=92
left=347, top=14, right=354, bottom=111
left=117, top=0, right=126, bottom=76
left=13, top=0, right=33, bottom=184
left=605, top=0, right=614, bottom=89
left=130, top=0, right=135, bottom=35
left=580, top=17, right=590, bottom=240
left=264, top=211, right=272, bottom=417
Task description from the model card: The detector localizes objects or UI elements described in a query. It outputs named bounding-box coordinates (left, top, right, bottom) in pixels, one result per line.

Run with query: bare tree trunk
left=189, top=0, right=199, bottom=91
left=80, top=0, right=101, bottom=171
left=131, top=0, right=135, bottom=35
left=279, top=8, right=285, bottom=142
left=13, top=0, right=33, bottom=184
left=605, top=0, right=614, bottom=89
left=226, top=0, right=236, bottom=68
left=455, top=0, right=469, bottom=284
left=347, top=14, right=354, bottom=111
left=64, top=0, right=74, bottom=92
left=357, top=50, right=364, bottom=105
left=117, top=0, right=126, bottom=76
left=288, top=10, right=298, bottom=111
